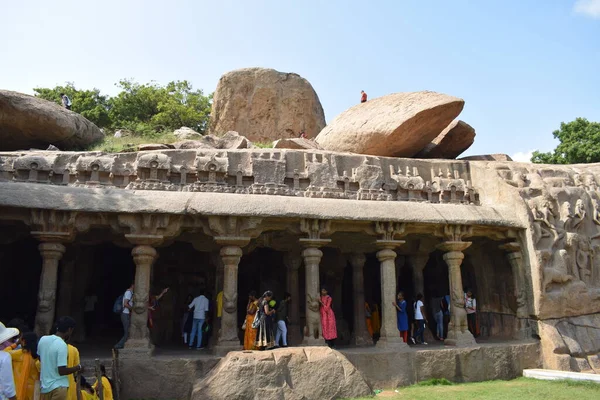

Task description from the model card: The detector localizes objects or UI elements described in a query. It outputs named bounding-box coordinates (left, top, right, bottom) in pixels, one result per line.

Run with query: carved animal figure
left=305, top=293, right=321, bottom=339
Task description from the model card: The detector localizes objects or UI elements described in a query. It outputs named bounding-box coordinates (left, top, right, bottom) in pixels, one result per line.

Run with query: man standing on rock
left=360, top=90, right=367, bottom=103
left=60, top=93, right=72, bottom=110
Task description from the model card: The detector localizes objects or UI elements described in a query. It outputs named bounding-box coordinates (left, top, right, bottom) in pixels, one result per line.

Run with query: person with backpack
left=114, top=283, right=134, bottom=349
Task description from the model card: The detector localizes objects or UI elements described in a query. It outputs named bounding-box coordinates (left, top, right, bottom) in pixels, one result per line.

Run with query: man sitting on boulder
left=360, top=90, right=367, bottom=103
left=60, top=93, right=72, bottom=110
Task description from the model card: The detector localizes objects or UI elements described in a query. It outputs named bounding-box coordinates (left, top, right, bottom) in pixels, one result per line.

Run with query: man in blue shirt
left=38, top=317, right=83, bottom=400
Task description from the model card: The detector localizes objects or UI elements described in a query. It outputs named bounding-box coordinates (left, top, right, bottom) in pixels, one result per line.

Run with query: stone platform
left=83, top=340, right=541, bottom=399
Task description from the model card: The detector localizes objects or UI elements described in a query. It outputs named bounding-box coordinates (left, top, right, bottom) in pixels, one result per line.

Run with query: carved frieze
left=1, top=150, right=481, bottom=206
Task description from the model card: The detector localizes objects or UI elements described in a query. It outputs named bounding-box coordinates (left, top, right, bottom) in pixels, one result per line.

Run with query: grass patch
left=253, top=141, right=274, bottom=148
left=348, top=378, right=600, bottom=400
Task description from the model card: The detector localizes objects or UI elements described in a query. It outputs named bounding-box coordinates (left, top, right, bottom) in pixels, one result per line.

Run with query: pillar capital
left=283, top=251, right=302, bottom=271
left=302, top=247, right=324, bottom=264
left=299, top=238, right=331, bottom=248
left=348, top=252, right=367, bottom=269
left=38, top=242, right=66, bottom=260
left=376, top=247, right=397, bottom=262
left=215, top=237, right=251, bottom=248
left=437, top=241, right=472, bottom=253
left=219, top=244, right=244, bottom=258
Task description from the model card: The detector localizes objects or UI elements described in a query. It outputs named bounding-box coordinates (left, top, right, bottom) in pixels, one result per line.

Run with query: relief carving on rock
left=497, top=165, right=600, bottom=299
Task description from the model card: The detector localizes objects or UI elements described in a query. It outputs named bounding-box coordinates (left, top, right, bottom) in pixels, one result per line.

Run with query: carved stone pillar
left=437, top=241, right=476, bottom=346
left=284, top=252, right=302, bottom=345
left=34, top=242, right=66, bottom=337
left=410, top=254, right=429, bottom=296
left=500, top=242, right=530, bottom=338
left=349, top=253, right=371, bottom=346
left=376, top=240, right=406, bottom=348
left=215, top=238, right=248, bottom=354
left=301, top=243, right=327, bottom=345
left=55, top=254, right=76, bottom=323
left=125, top=245, right=158, bottom=352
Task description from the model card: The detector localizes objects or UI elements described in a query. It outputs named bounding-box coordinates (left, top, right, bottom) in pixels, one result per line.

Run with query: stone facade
left=0, top=148, right=599, bottom=385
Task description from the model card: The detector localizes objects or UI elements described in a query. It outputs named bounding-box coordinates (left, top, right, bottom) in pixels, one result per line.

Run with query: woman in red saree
left=319, top=287, right=337, bottom=348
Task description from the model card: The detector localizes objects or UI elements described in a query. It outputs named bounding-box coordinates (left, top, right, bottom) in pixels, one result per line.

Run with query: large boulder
left=172, top=131, right=252, bottom=150
left=0, top=90, right=104, bottom=151
left=209, top=68, right=326, bottom=143
left=315, top=91, right=464, bottom=157
left=415, top=120, right=476, bottom=159
left=273, top=137, right=322, bottom=150
left=173, top=126, right=202, bottom=140
left=191, top=347, right=372, bottom=400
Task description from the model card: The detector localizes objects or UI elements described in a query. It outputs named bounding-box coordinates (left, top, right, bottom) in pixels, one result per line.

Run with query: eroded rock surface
left=273, top=137, right=322, bottom=150
left=191, top=347, right=372, bottom=400
left=460, top=154, right=513, bottom=162
left=0, top=90, right=104, bottom=151
left=315, top=91, right=464, bottom=157
left=209, top=68, right=326, bottom=143
left=172, top=131, right=252, bottom=150
left=416, top=120, right=475, bottom=159
left=173, top=127, right=202, bottom=140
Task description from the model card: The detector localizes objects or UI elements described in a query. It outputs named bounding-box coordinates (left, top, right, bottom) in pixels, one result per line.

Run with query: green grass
left=87, top=133, right=179, bottom=153
left=348, top=378, right=600, bottom=400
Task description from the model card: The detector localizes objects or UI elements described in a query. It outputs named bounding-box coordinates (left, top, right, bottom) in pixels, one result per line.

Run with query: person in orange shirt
left=360, top=90, right=368, bottom=103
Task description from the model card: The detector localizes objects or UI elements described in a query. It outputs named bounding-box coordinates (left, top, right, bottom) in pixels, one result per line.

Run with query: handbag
left=251, top=311, right=261, bottom=329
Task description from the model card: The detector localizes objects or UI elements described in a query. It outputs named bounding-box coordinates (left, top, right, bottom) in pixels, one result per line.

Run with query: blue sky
left=2, top=0, right=599, bottom=160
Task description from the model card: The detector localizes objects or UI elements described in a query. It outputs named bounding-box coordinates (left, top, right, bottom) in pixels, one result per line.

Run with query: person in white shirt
left=0, top=321, right=19, bottom=400
left=115, top=283, right=134, bottom=349
left=412, top=293, right=428, bottom=345
left=59, top=93, right=72, bottom=110
left=465, top=290, right=478, bottom=337
left=188, top=291, right=210, bottom=350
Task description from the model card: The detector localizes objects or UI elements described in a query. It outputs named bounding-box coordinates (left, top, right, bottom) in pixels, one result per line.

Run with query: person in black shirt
left=274, top=292, right=291, bottom=347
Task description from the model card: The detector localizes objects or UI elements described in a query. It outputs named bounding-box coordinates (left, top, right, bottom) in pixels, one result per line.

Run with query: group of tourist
left=0, top=317, right=114, bottom=400
left=242, top=287, right=338, bottom=350
left=392, top=289, right=478, bottom=344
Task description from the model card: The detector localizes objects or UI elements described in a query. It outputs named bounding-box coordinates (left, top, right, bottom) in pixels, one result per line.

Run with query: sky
left=2, top=0, right=600, bottom=161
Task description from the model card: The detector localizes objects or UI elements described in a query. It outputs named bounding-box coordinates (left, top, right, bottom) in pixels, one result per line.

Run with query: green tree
left=34, top=83, right=111, bottom=128
left=109, top=79, right=212, bottom=135
left=531, top=118, right=600, bottom=164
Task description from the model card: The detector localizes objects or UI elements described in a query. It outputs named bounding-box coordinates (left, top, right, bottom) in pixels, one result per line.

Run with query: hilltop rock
left=172, top=131, right=252, bottom=150
left=273, top=137, right=322, bottom=150
left=460, top=154, right=513, bottom=162
left=191, top=347, right=372, bottom=400
left=173, top=127, right=202, bottom=140
left=0, top=90, right=104, bottom=151
left=209, top=68, right=326, bottom=143
left=416, top=120, right=476, bottom=159
left=315, top=91, right=464, bottom=157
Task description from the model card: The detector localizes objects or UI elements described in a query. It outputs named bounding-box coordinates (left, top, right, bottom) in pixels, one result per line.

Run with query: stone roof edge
left=0, top=182, right=523, bottom=228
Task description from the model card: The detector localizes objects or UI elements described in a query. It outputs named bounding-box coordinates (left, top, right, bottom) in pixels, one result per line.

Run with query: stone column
left=300, top=238, right=330, bottom=345
left=376, top=240, right=406, bottom=348
left=215, top=238, right=248, bottom=354
left=125, top=245, right=158, bottom=353
left=55, top=255, right=75, bottom=322
left=499, top=242, right=529, bottom=338
left=410, top=254, right=429, bottom=296
left=349, top=253, right=371, bottom=346
left=437, top=241, right=476, bottom=346
left=284, top=252, right=302, bottom=345
left=34, top=242, right=66, bottom=337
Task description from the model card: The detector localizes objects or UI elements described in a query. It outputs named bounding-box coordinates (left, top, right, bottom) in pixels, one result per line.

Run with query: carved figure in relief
left=529, top=197, right=559, bottom=246
left=37, top=290, right=56, bottom=313
left=304, top=293, right=321, bottom=338
left=223, top=293, right=238, bottom=314
left=543, top=249, right=573, bottom=291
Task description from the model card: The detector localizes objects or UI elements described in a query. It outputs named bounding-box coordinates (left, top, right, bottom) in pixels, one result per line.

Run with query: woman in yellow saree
left=92, top=365, right=114, bottom=400
left=243, top=291, right=259, bottom=350
left=8, top=332, right=40, bottom=400
left=67, top=344, right=81, bottom=400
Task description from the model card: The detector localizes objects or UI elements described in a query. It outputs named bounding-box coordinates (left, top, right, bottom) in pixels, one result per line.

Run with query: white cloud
left=574, top=0, right=600, bottom=18
left=512, top=150, right=534, bottom=163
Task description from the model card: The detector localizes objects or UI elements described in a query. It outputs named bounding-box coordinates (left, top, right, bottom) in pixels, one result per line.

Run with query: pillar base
left=376, top=336, right=407, bottom=349
left=120, top=340, right=154, bottom=357
left=351, top=333, right=373, bottom=347
left=445, top=330, right=477, bottom=347
left=302, top=337, right=326, bottom=346
left=213, top=341, right=241, bottom=356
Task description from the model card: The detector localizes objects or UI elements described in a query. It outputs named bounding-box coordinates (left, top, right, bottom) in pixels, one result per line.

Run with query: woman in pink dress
left=319, top=287, right=337, bottom=348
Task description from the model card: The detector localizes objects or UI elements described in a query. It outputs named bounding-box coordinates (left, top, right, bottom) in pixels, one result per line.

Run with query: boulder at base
left=173, top=126, right=202, bottom=140
left=191, top=347, right=372, bottom=400
left=315, top=91, right=464, bottom=157
left=415, top=120, right=476, bottom=159
left=0, top=90, right=104, bottom=151
left=209, top=68, right=326, bottom=143
left=273, top=137, right=322, bottom=150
